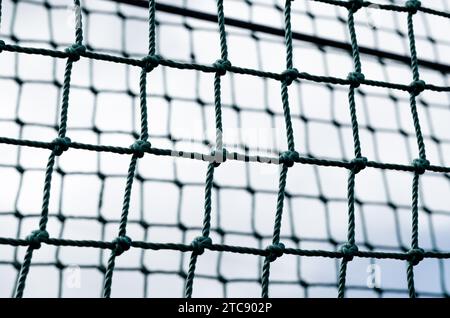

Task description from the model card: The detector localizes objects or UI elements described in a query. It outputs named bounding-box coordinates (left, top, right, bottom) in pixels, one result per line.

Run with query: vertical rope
left=337, top=0, right=366, bottom=298
left=74, top=0, right=83, bottom=45
left=407, top=13, right=420, bottom=82
left=409, top=95, right=426, bottom=159
left=102, top=0, right=157, bottom=297
left=405, top=0, right=427, bottom=298
left=407, top=261, right=416, bottom=298
left=102, top=250, right=118, bottom=298
left=139, top=68, right=149, bottom=141
left=216, top=0, right=228, bottom=61
left=118, top=157, right=138, bottom=237
left=260, top=0, right=297, bottom=298
left=148, top=0, right=156, bottom=56
left=281, top=81, right=295, bottom=152
left=14, top=0, right=83, bottom=298
left=261, top=165, right=289, bottom=298
left=57, top=60, right=74, bottom=138
left=347, top=8, right=361, bottom=74
left=346, top=170, right=357, bottom=246
left=411, top=173, right=420, bottom=250
left=284, top=0, right=293, bottom=70
left=14, top=248, right=33, bottom=298
left=348, top=86, right=362, bottom=158
left=184, top=0, right=229, bottom=298
left=281, top=0, right=296, bottom=152
left=214, top=74, right=223, bottom=150
left=201, top=164, right=215, bottom=239
left=38, top=153, right=56, bottom=231
left=184, top=164, right=215, bottom=298
left=337, top=258, right=349, bottom=298
left=407, top=11, right=427, bottom=159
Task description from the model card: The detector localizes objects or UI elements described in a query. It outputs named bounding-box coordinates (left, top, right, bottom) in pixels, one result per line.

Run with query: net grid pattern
left=0, top=0, right=449, bottom=298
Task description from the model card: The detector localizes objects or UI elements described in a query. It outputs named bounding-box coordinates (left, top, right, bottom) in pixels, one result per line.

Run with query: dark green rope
left=5, top=135, right=450, bottom=173
left=2, top=235, right=450, bottom=259
left=184, top=253, right=198, bottom=298
left=184, top=164, right=215, bottom=297
left=406, top=6, right=427, bottom=160
left=214, top=73, right=224, bottom=150
left=183, top=0, right=229, bottom=298
left=405, top=0, right=427, bottom=299
left=14, top=0, right=82, bottom=298
left=281, top=81, right=295, bottom=152
left=337, top=0, right=366, bottom=298
left=284, top=0, right=293, bottom=70
left=201, top=164, right=215, bottom=239
left=186, top=163, right=215, bottom=297
left=281, top=0, right=296, bottom=152
left=148, top=0, right=156, bottom=56
left=261, top=165, right=289, bottom=298
left=102, top=0, right=156, bottom=298
left=261, top=0, right=297, bottom=298
left=1, top=41, right=449, bottom=92
left=407, top=262, right=416, bottom=298
left=216, top=0, right=228, bottom=61
left=14, top=248, right=34, bottom=298
left=347, top=5, right=362, bottom=74
left=57, top=60, right=74, bottom=137
left=139, top=68, right=149, bottom=141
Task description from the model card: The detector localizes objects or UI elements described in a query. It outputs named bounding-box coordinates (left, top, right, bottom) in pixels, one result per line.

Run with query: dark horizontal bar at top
left=109, top=0, right=450, bottom=74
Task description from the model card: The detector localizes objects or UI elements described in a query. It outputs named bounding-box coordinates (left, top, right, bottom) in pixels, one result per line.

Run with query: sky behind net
left=0, top=0, right=450, bottom=298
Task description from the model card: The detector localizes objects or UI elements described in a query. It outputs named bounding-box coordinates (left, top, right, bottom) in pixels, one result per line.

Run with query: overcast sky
left=0, top=0, right=449, bottom=297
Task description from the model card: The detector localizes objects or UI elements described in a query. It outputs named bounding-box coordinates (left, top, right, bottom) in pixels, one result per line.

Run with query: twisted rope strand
left=405, top=3, right=427, bottom=299
left=183, top=0, right=230, bottom=298
left=337, top=0, right=366, bottom=298
left=13, top=0, right=82, bottom=297
left=260, top=0, right=296, bottom=298
left=102, top=0, right=158, bottom=297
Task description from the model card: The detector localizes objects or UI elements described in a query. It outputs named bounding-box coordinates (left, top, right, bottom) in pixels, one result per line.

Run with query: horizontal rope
left=1, top=135, right=450, bottom=173
left=0, top=42, right=448, bottom=92
left=1, top=236, right=449, bottom=261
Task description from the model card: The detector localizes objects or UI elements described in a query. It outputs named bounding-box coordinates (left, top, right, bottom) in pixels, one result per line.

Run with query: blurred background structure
left=0, top=0, right=450, bottom=298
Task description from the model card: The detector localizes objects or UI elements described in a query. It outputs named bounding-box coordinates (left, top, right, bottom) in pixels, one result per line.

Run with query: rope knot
left=409, top=80, right=426, bottom=96
left=142, top=54, right=162, bottom=72
left=210, top=148, right=228, bottom=167
left=0, top=40, right=5, bottom=53
left=412, top=158, right=429, bottom=175
left=347, top=72, right=365, bottom=88
left=339, top=243, right=358, bottom=261
left=266, top=243, right=285, bottom=262
left=347, top=0, right=364, bottom=12
left=112, top=236, right=132, bottom=256
left=65, top=43, right=86, bottom=61
left=26, top=230, right=49, bottom=249
left=213, top=59, right=231, bottom=76
left=191, top=236, right=212, bottom=255
left=408, top=248, right=424, bottom=265
left=405, top=0, right=421, bottom=14
left=281, top=68, right=299, bottom=86
left=280, top=150, right=299, bottom=167
left=52, top=137, right=71, bottom=156
left=130, top=140, right=151, bottom=158
left=351, top=156, right=367, bottom=173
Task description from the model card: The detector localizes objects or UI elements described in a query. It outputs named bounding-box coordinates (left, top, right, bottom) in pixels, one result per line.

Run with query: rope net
left=0, top=0, right=450, bottom=298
